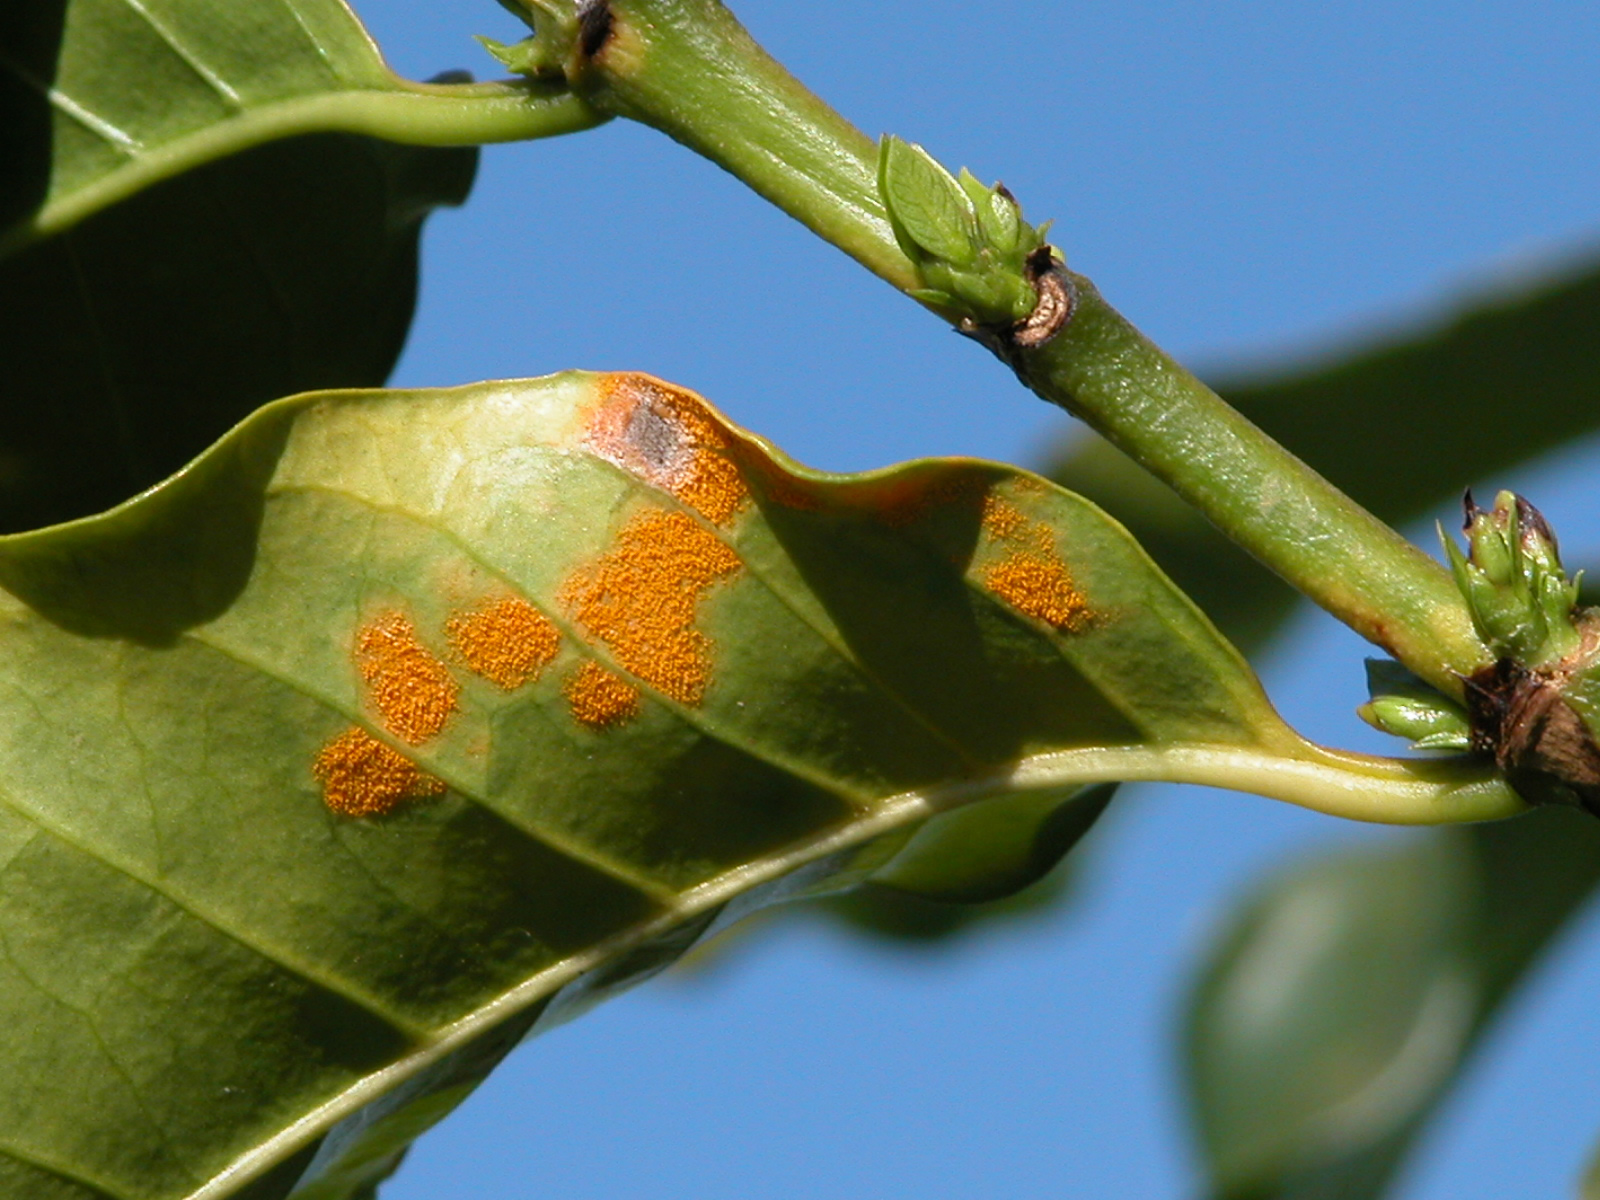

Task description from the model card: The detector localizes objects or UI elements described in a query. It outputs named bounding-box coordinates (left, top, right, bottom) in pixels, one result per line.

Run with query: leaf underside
left=0, top=370, right=1315, bottom=1200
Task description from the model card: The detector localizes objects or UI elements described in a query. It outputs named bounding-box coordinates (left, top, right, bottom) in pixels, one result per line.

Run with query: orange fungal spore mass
left=559, top=508, right=741, bottom=706
left=564, top=661, right=642, bottom=729
left=981, top=493, right=1032, bottom=541
left=979, top=488, right=1092, bottom=632
left=586, top=373, right=748, bottom=524
left=878, top=472, right=985, bottom=528
left=447, top=596, right=561, bottom=690
left=313, top=727, right=447, bottom=817
left=357, top=611, right=460, bottom=744
left=983, top=552, right=1091, bottom=631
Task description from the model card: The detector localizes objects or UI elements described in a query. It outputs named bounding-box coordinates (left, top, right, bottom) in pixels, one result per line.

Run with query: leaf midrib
left=179, top=733, right=1466, bottom=1200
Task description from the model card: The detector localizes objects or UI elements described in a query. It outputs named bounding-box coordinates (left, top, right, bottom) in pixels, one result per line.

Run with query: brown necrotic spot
left=313, top=728, right=447, bottom=817
left=558, top=508, right=742, bottom=705
left=565, top=660, right=641, bottom=729
left=447, top=596, right=561, bottom=691
left=357, top=611, right=460, bottom=744
left=585, top=373, right=748, bottom=524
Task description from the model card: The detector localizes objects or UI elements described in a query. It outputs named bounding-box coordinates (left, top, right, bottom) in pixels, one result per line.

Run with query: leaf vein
left=268, top=481, right=881, bottom=809
left=0, top=49, right=141, bottom=155
left=0, top=1140, right=132, bottom=1200
left=0, top=921, right=193, bottom=1188
left=174, top=623, right=686, bottom=906
left=115, top=0, right=244, bottom=107
left=0, top=781, right=429, bottom=1042
left=582, top=455, right=990, bottom=771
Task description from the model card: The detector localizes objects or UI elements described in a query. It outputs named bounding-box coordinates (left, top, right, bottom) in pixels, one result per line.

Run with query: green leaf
left=0, top=0, right=599, bottom=252
left=1582, top=1138, right=1600, bottom=1200
left=1046, top=257, right=1600, bottom=1200
left=0, top=370, right=1507, bottom=1199
left=869, top=783, right=1117, bottom=904
left=0, top=132, right=475, bottom=533
left=0, top=0, right=606, bottom=535
left=878, top=135, right=977, bottom=267
left=1184, top=806, right=1600, bottom=1200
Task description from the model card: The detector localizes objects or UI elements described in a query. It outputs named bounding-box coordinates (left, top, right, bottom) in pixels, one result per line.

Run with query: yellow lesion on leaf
left=447, top=596, right=561, bottom=690
left=983, top=552, right=1090, bottom=631
left=981, top=493, right=1033, bottom=542
left=559, top=508, right=742, bottom=707
left=313, top=728, right=447, bottom=817
left=585, top=373, right=749, bottom=524
left=357, top=611, right=460, bottom=744
left=564, top=661, right=642, bottom=729
left=314, top=610, right=461, bottom=817
left=979, top=489, right=1092, bottom=632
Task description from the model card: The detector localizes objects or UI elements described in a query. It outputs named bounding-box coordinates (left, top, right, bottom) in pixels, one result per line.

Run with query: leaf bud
left=877, top=136, right=1056, bottom=331
left=1442, top=490, right=1580, bottom=669
left=1357, top=660, right=1473, bottom=751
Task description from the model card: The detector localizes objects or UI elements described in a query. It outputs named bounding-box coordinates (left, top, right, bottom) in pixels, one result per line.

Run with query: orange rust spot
left=983, top=493, right=1055, bottom=552
left=981, top=493, right=1030, bottom=540
left=446, top=596, right=561, bottom=690
left=585, top=374, right=748, bottom=524
left=313, top=727, right=447, bottom=817
left=564, top=661, right=641, bottom=729
left=880, top=472, right=986, bottom=527
left=979, top=485, right=1092, bottom=631
left=983, top=551, right=1091, bottom=631
left=558, top=508, right=741, bottom=705
left=357, top=612, right=460, bottom=743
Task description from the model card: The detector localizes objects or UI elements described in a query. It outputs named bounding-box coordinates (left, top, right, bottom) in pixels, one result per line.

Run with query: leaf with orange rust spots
left=448, top=596, right=562, bottom=691
left=0, top=370, right=1511, bottom=1200
left=313, top=727, right=448, bottom=817
left=559, top=508, right=742, bottom=706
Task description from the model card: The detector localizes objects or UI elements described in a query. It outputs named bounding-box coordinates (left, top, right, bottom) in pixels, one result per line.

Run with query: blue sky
left=347, top=2, right=1600, bottom=1196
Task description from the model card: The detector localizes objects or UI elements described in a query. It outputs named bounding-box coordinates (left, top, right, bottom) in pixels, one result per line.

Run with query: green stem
left=573, top=0, right=917, bottom=290
left=1031, top=280, right=1491, bottom=695
left=567, top=0, right=1490, bottom=696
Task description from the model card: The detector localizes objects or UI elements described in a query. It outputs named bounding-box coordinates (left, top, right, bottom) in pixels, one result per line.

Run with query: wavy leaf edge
left=0, top=370, right=1520, bottom=1200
